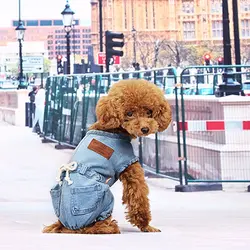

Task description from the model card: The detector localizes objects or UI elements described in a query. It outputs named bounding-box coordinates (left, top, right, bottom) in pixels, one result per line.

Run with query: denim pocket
left=70, top=184, right=102, bottom=216
left=50, top=184, right=61, bottom=217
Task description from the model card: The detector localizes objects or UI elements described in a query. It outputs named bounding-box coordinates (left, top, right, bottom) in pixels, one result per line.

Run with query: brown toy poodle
left=43, top=79, right=171, bottom=234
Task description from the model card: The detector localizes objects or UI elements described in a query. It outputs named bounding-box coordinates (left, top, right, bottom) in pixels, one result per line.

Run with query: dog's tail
left=42, top=217, right=120, bottom=234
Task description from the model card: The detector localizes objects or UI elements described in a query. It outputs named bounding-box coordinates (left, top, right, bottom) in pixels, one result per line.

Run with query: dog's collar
left=86, top=130, right=131, bottom=141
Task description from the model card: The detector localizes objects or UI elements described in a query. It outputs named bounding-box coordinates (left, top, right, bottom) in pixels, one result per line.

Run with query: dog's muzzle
left=141, top=127, right=149, bottom=134
left=122, top=118, right=159, bottom=137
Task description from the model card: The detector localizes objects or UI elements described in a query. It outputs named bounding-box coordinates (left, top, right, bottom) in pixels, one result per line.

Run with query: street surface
left=0, top=121, right=250, bottom=250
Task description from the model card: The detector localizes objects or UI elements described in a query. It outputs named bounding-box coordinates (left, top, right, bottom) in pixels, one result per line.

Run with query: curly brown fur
left=119, top=162, right=160, bottom=232
left=44, top=79, right=170, bottom=234
left=92, top=79, right=171, bottom=136
left=43, top=216, right=120, bottom=234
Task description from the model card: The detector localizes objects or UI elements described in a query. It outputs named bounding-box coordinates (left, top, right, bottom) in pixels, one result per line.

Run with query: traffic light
left=204, top=53, right=211, bottom=65
left=57, top=55, right=63, bottom=74
left=218, top=56, right=224, bottom=65
left=105, top=30, right=124, bottom=72
left=204, top=53, right=212, bottom=73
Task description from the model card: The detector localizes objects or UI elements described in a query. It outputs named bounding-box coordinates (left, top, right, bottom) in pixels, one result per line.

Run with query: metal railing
left=176, top=65, right=250, bottom=186
left=42, top=65, right=250, bottom=189
left=42, top=67, right=181, bottom=180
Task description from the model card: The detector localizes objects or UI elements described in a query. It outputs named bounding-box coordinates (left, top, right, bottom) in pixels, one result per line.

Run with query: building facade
left=91, top=0, right=250, bottom=66
left=0, top=19, right=91, bottom=60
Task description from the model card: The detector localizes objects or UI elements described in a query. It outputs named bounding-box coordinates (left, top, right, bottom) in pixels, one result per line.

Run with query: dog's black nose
left=141, top=127, right=149, bottom=134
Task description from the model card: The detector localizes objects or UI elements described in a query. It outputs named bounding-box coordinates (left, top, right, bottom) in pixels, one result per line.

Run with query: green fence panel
left=178, top=65, right=250, bottom=184
left=42, top=67, right=182, bottom=182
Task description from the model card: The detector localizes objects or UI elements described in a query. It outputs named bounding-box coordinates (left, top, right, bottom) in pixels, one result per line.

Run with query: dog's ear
left=154, top=99, right=172, bottom=132
left=95, top=96, right=121, bottom=129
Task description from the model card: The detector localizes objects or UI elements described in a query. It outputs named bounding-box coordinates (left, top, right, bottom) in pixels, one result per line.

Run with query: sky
left=0, top=0, right=91, bottom=27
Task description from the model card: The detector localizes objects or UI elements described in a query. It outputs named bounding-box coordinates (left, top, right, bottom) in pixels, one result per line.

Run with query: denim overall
left=50, top=130, right=138, bottom=230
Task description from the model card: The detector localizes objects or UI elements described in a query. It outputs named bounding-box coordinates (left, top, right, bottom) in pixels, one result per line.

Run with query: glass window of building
left=12, top=20, right=19, bottom=27
left=240, top=0, right=250, bottom=12
left=212, top=21, right=223, bottom=38
left=40, top=20, right=52, bottom=26
left=241, top=20, right=250, bottom=37
left=53, top=20, right=63, bottom=26
left=27, top=20, right=39, bottom=26
left=211, top=0, right=222, bottom=13
left=182, top=0, right=194, bottom=14
left=183, top=21, right=195, bottom=40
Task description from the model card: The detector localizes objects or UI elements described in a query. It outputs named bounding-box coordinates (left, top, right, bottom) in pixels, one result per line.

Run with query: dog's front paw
left=140, top=225, right=161, bottom=233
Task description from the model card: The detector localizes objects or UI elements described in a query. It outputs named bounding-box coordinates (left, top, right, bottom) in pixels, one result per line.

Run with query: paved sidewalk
left=0, top=122, right=250, bottom=250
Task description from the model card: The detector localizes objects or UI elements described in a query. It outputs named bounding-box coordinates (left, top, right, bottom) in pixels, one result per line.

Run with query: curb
left=175, top=184, right=223, bottom=192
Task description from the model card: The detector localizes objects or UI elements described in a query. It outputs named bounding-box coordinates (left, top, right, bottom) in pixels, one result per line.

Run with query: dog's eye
left=126, top=111, right=133, bottom=117
left=146, top=110, right=153, bottom=117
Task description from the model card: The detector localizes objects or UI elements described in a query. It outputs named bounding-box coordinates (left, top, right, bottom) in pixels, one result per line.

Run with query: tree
left=241, top=44, right=250, bottom=64
left=43, top=58, right=51, bottom=73
left=123, top=32, right=167, bottom=69
left=120, top=56, right=133, bottom=70
left=124, top=31, right=228, bottom=69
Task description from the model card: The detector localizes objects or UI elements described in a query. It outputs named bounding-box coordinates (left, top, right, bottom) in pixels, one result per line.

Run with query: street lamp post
left=61, top=2, right=75, bottom=75
left=222, top=0, right=232, bottom=66
left=99, top=0, right=103, bottom=72
left=15, top=21, right=26, bottom=89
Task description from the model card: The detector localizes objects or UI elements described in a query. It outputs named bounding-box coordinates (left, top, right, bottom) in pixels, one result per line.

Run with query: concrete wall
left=0, top=90, right=29, bottom=126
left=140, top=95, right=250, bottom=182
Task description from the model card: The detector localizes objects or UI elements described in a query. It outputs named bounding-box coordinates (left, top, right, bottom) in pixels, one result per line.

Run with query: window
left=183, top=21, right=195, bottom=40
left=211, top=0, right=222, bottom=13
left=182, top=0, right=194, bottom=14
left=145, top=0, right=149, bottom=29
left=72, top=40, right=81, bottom=44
left=240, top=0, right=250, bottom=12
left=47, top=40, right=53, bottom=44
left=82, top=39, right=91, bottom=44
left=124, top=0, right=127, bottom=29
left=212, top=21, right=223, bottom=38
left=74, top=20, right=79, bottom=25
left=26, top=20, right=38, bottom=26
left=152, top=1, right=156, bottom=29
left=12, top=20, right=19, bottom=27
left=53, top=20, right=63, bottom=26
left=72, top=34, right=80, bottom=38
left=241, top=20, right=250, bottom=37
left=40, top=20, right=52, bottom=26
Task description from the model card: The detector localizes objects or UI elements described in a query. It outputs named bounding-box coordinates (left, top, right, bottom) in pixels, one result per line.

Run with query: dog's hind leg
left=83, top=216, right=120, bottom=234
left=43, top=216, right=120, bottom=234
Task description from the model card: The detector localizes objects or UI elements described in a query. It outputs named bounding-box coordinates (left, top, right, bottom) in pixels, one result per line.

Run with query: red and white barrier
left=173, top=120, right=250, bottom=132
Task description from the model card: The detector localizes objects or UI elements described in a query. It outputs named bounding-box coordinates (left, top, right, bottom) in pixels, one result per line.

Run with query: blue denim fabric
left=50, top=130, right=139, bottom=230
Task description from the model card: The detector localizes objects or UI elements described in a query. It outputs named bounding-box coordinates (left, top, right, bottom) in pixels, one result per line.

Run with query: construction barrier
left=42, top=65, right=250, bottom=191
left=174, top=65, right=250, bottom=191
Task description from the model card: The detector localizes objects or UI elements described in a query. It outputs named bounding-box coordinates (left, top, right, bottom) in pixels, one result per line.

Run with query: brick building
left=91, top=0, right=250, bottom=66
left=0, top=19, right=91, bottom=60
